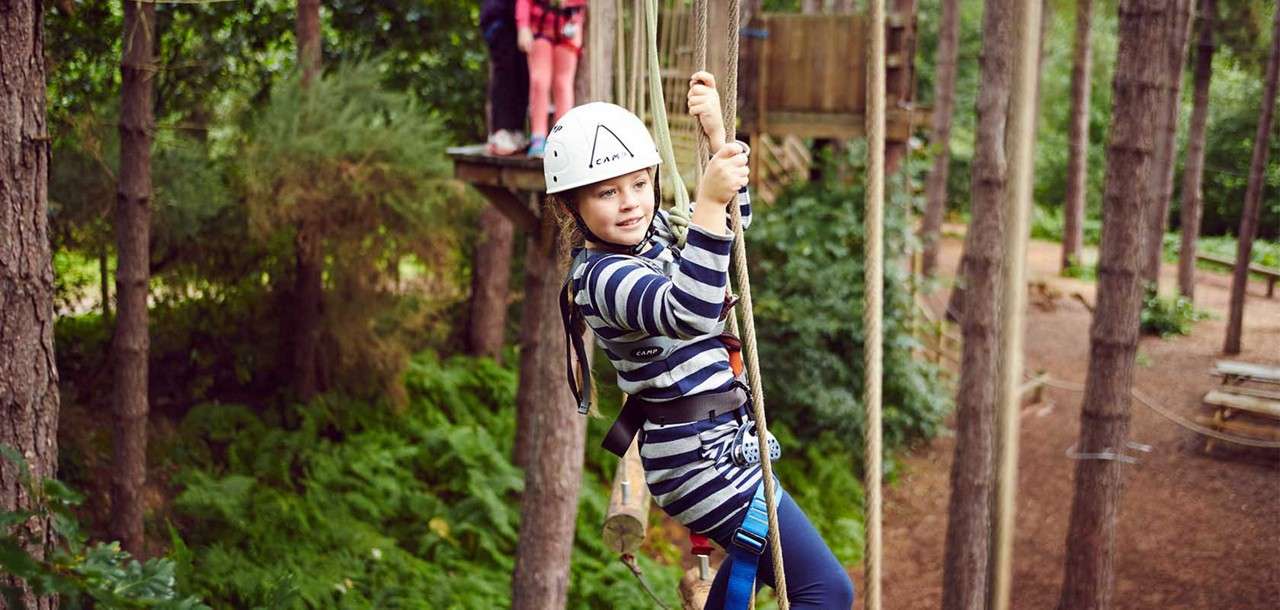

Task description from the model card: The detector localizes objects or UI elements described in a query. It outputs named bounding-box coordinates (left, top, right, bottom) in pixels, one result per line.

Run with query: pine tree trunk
left=112, top=0, right=155, bottom=559
left=1176, top=0, right=1216, bottom=300
left=919, top=0, right=959, bottom=278
left=575, top=0, right=617, bottom=104
left=291, top=0, right=323, bottom=401
left=0, top=3, right=59, bottom=607
left=468, top=207, right=515, bottom=362
left=1062, top=0, right=1095, bottom=272
left=1224, top=3, right=1280, bottom=354
left=941, top=1, right=1014, bottom=608
left=510, top=201, right=586, bottom=610
left=100, top=247, right=112, bottom=319
left=1141, top=0, right=1194, bottom=290
left=1058, top=2, right=1169, bottom=607
left=292, top=231, right=323, bottom=401
left=297, top=0, right=321, bottom=85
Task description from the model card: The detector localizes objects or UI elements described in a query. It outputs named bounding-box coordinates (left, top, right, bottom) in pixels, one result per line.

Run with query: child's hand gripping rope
left=687, top=71, right=727, bottom=154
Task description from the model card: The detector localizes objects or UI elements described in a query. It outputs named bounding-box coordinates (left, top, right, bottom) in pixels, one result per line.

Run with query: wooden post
left=602, top=436, right=650, bottom=554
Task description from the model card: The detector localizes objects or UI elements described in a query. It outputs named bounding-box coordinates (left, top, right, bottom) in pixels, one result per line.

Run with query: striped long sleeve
left=580, top=224, right=732, bottom=341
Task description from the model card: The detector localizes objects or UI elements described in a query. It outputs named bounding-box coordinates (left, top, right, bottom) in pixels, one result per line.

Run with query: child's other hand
left=518, top=28, right=533, bottom=53
left=687, top=71, right=726, bottom=150
left=696, top=143, right=749, bottom=208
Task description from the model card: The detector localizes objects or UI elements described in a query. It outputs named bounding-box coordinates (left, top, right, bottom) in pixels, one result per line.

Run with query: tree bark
left=467, top=207, right=515, bottom=362
left=1141, top=0, right=1194, bottom=290
left=885, top=0, right=918, bottom=175
left=297, top=0, right=321, bottom=85
left=510, top=200, right=586, bottom=610
left=291, top=0, right=323, bottom=401
left=940, top=1, right=1014, bottom=608
left=1176, top=0, right=1216, bottom=300
left=111, top=0, right=155, bottom=559
left=292, top=230, right=323, bottom=401
left=1223, top=3, right=1280, bottom=354
left=1058, top=2, right=1168, bottom=607
left=919, top=0, right=959, bottom=278
left=0, top=2, right=59, bottom=607
left=575, top=0, right=618, bottom=104
left=1062, top=0, right=1095, bottom=272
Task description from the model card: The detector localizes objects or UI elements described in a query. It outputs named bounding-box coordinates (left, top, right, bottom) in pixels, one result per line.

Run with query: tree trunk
left=1224, top=3, right=1280, bottom=355
left=1062, top=0, right=1095, bottom=272
left=1176, top=0, right=1216, bottom=300
left=467, top=206, right=515, bottom=362
left=919, top=0, right=959, bottom=278
left=1141, top=0, right=1194, bottom=290
left=100, top=247, right=112, bottom=319
left=575, top=0, right=617, bottom=104
left=941, top=1, right=1014, bottom=608
left=292, top=230, right=323, bottom=401
left=1058, top=1, right=1169, bottom=607
left=510, top=200, right=586, bottom=610
left=291, top=0, right=323, bottom=401
left=297, top=0, right=321, bottom=85
left=0, top=2, right=59, bottom=607
left=885, top=0, right=918, bottom=175
left=111, top=0, right=155, bottom=559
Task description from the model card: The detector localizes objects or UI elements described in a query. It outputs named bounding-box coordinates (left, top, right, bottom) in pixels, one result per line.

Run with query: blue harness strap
left=724, top=481, right=772, bottom=610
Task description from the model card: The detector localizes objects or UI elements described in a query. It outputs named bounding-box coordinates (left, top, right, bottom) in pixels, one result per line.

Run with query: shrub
left=749, top=148, right=952, bottom=459
left=1140, top=293, right=1210, bottom=337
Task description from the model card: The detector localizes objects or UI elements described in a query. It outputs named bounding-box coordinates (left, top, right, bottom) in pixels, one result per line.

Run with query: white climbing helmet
left=543, top=102, right=662, bottom=194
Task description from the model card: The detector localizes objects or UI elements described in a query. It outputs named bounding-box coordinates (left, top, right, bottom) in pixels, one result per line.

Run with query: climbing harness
left=723, top=481, right=772, bottom=610
left=529, top=0, right=586, bottom=49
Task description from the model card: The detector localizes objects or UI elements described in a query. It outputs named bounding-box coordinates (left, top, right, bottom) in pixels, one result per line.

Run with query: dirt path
left=856, top=234, right=1280, bottom=609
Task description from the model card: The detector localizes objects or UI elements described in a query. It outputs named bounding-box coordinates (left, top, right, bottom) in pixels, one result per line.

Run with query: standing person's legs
left=550, top=43, right=580, bottom=124
left=703, top=490, right=855, bottom=610
left=527, top=38, right=555, bottom=138
left=485, top=19, right=528, bottom=134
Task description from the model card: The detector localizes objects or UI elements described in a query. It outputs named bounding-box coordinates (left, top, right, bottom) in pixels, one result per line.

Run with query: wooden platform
left=448, top=145, right=545, bottom=232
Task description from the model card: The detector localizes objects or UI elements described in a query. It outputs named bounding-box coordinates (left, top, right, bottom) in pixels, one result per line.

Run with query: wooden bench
left=1200, top=361, right=1280, bottom=452
left=1212, top=360, right=1280, bottom=386
left=1196, top=252, right=1279, bottom=298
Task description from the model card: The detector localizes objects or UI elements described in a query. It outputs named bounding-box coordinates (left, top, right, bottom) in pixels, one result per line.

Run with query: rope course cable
left=1042, top=378, right=1280, bottom=449
left=863, top=1, right=886, bottom=609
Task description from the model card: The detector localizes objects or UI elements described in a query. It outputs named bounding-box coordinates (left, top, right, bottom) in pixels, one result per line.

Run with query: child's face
left=576, top=168, right=655, bottom=248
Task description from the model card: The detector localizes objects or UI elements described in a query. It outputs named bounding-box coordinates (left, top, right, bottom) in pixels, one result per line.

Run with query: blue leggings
left=702, top=490, right=855, bottom=610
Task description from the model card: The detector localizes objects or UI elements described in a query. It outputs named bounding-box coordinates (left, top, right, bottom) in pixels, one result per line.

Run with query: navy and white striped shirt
left=572, top=190, right=762, bottom=533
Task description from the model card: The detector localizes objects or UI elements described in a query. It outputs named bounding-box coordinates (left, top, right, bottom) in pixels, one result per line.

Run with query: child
left=548, top=72, right=855, bottom=610
left=516, top=0, right=587, bottom=157
left=481, top=0, right=530, bottom=155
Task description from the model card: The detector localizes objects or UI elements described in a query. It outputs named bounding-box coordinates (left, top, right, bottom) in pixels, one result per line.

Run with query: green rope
left=644, top=0, right=692, bottom=247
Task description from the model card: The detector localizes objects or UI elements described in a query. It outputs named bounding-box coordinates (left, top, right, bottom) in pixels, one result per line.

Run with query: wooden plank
left=1203, top=390, right=1280, bottom=419
left=1196, top=415, right=1280, bottom=441
left=1212, top=360, right=1280, bottom=385
left=1196, top=252, right=1280, bottom=277
left=1219, top=385, right=1280, bottom=402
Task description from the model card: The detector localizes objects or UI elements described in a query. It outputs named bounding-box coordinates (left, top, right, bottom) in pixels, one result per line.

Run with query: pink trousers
left=528, top=38, right=579, bottom=138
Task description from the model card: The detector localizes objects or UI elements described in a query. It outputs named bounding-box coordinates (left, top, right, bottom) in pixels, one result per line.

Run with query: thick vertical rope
left=645, top=0, right=693, bottom=244
left=716, top=0, right=790, bottom=606
left=863, top=1, right=886, bottom=610
left=992, top=1, right=1042, bottom=609
left=693, top=0, right=710, bottom=182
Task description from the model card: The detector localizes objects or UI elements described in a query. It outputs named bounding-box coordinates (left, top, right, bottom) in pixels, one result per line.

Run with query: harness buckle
left=732, top=527, right=767, bottom=556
